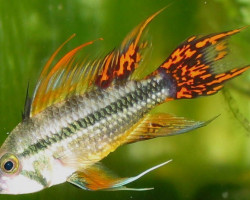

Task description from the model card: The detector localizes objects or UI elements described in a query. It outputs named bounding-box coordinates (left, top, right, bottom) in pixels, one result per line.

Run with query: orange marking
left=215, top=42, right=227, bottom=51
left=213, top=85, right=223, bottom=91
left=196, top=38, right=209, bottom=48
left=210, top=34, right=229, bottom=44
left=177, top=87, right=192, bottom=98
left=115, top=35, right=145, bottom=77
left=161, top=59, right=172, bottom=69
left=125, top=44, right=135, bottom=70
left=100, top=52, right=114, bottom=82
left=188, top=36, right=196, bottom=42
left=185, top=48, right=196, bottom=58
left=200, top=74, right=211, bottom=79
left=117, top=54, right=125, bottom=76
left=165, top=97, right=174, bottom=102
left=207, top=66, right=250, bottom=86
left=80, top=170, right=117, bottom=190
left=190, top=69, right=205, bottom=78
left=136, top=52, right=141, bottom=62
left=196, top=54, right=202, bottom=59
left=207, top=90, right=215, bottom=95
left=167, top=45, right=193, bottom=65
left=214, top=51, right=227, bottom=61
left=210, top=28, right=241, bottom=42
left=196, top=28, right=243, bottom=49
left=181, top=65, right=188, bottom=76
left=215, top=73, right=226, bottom=78
left=171, top=49, right=184, bottom=63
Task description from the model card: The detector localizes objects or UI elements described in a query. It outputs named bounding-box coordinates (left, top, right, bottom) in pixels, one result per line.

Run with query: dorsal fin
left=29, top=9, right=165, bottom=117
left=30, top=36, right=102, bottom=116
left=95, top=7, right=165, bottom=88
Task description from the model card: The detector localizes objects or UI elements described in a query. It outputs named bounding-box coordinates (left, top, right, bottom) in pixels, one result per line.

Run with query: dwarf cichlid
left=0, top=8, right=249, bottom=194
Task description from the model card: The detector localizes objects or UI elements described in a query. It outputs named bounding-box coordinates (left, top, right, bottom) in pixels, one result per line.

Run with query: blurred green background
left=0, top=0, right=250, bottom=199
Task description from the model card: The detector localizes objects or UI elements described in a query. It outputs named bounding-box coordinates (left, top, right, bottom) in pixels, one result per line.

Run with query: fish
left=0, top=8, right=249, bottom=194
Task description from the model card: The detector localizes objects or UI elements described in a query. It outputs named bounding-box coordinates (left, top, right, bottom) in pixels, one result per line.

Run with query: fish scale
left=19, top=77, right=167, bottom=163
left=70, top=80, right=166, bottom=161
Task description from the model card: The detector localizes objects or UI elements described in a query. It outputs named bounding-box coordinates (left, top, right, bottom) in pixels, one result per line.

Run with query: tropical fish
left=0, top=8, right=249, bottom=194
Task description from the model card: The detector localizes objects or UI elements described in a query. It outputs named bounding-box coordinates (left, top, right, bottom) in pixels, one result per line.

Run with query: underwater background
left=0, top=0, right=249, bottom=199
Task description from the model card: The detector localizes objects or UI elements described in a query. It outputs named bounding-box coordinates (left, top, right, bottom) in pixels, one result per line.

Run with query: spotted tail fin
left=157, top=28, right=249, bottom=99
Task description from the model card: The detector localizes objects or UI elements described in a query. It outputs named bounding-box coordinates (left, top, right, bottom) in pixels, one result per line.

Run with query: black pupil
left=4, top=161, right=14, bottom=171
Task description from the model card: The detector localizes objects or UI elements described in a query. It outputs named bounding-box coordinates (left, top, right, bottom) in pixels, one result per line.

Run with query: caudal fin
left=157, top=28, right=249, bottom=99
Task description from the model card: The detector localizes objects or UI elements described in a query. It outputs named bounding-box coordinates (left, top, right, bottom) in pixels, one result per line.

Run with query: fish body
left=1, top=76, right=170, bottom=193
left=0, top=8, right=249, bottom=194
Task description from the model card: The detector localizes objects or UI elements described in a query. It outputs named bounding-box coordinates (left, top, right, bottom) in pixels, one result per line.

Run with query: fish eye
left=4, top=161, right=14, bottom=171
left=0, top=153, right=19, bottom=174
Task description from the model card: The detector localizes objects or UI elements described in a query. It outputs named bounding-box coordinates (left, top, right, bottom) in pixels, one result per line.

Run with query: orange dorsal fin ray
left=39, top=34, right=76, bottom=80
left=30, top=37, right=102, bottom=116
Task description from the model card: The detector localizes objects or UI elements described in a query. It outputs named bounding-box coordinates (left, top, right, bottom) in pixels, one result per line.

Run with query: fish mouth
left=0, top=181, right=7, bottom=194
left=0, top=182, right=8, bottom=194
left=0, top=176, right=15, bottom=194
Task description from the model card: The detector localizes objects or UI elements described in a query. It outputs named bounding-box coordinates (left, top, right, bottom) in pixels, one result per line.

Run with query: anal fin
left=67, top=160, right=171, bottom=191
left=125, top=113, right=217, bottom=144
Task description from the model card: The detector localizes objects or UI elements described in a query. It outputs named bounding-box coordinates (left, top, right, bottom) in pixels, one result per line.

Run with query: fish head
left=0, top=151, right=44, bottom=194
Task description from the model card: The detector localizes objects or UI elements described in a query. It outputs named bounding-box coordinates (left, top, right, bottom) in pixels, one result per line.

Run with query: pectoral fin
left=67, top=160, right=171, bottom=191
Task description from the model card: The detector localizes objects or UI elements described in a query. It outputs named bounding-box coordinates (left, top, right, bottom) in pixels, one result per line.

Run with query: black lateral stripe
left=19, top=79, right=165, bottom=157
